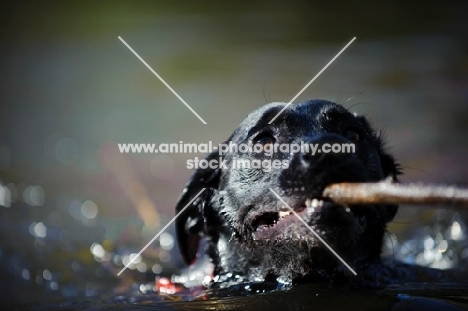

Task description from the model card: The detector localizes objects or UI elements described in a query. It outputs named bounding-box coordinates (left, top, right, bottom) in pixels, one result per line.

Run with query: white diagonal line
left=269, top=188, right=357, bottom=275
left=118, top=36, right=207, bottom=124
left=117, top=188, right=206, bottom=276
left=268, top=37, right=356, bottom=124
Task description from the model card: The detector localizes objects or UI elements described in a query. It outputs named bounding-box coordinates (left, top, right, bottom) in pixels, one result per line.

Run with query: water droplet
left=21, top=269, right=30, bottom=280
left=43, top=269, right=52, bottom=280
left=29, top=186, right=45, bottom=206
left=152, top=264, right=162, bottom=274
left=81, top=200, right=98, bottom=219
left=90, top=243, right=105, bottom=258
left=137, top=262, right=147, bottom=273
left=0, top=184, right=11, bottom=207
left=29, top=222, right=47, bottom=238
left=159, top=251, right=170, bottom=263
left=451, top=221, right=462, bottom=240
left=159, top=233, right=174, bottom=251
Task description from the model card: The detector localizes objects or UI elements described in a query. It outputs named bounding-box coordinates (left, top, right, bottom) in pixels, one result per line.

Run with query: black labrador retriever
left=175, top=99, right=402, bottom=288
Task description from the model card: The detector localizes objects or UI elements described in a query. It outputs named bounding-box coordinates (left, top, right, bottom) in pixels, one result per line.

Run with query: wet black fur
left=175, top=99, right=402, bottom=288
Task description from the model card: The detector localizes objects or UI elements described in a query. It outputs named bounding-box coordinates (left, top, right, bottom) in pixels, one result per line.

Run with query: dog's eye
left=344, top=129, right=360, bottom=142
left=253, top=132, right=276, bottom=146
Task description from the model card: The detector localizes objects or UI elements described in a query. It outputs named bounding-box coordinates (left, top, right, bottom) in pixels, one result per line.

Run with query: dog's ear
left=175, top=150, right=221, bottom=265
left=378, top=150, right=401, bottom=180
left=355, top=116, right=401, bottom=180
left=375, top=135, right=401, bottom=223
left=377, top=147, right=400, bottom=223
left=373, top=130, right=402, bottom=181
left=355, top=116, right=401, bottom=223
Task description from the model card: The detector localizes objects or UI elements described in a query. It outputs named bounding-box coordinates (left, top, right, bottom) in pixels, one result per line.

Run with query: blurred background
left=0, top=0, right=467, bottom=307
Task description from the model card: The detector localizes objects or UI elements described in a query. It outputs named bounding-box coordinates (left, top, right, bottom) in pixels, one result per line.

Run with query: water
left=1, top=1, right=468, bottom=309
left=24, top=282, right=468, bottom=310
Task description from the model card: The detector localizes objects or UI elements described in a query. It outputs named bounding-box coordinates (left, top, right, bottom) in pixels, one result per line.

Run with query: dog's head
left=175, top=99, right=400, bottom=285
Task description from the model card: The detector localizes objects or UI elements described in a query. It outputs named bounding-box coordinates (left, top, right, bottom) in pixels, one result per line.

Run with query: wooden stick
left=323, top=180, right=468, bottom=207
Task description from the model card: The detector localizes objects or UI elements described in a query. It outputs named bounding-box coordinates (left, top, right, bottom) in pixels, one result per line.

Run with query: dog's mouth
left=250, top=198, right=341, bottom=241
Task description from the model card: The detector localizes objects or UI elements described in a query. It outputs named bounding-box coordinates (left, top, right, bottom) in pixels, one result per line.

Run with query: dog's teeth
left=305, top=198, right=312, bottom=207
left=311, top=199, right=319, bottom=208
left=279, top=211, right=290, bottom=218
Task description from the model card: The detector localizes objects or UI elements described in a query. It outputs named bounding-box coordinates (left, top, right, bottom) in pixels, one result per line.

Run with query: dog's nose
left=279, top=133, right=362, bottom=197
left=299, top=133, right=354, bottom=167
